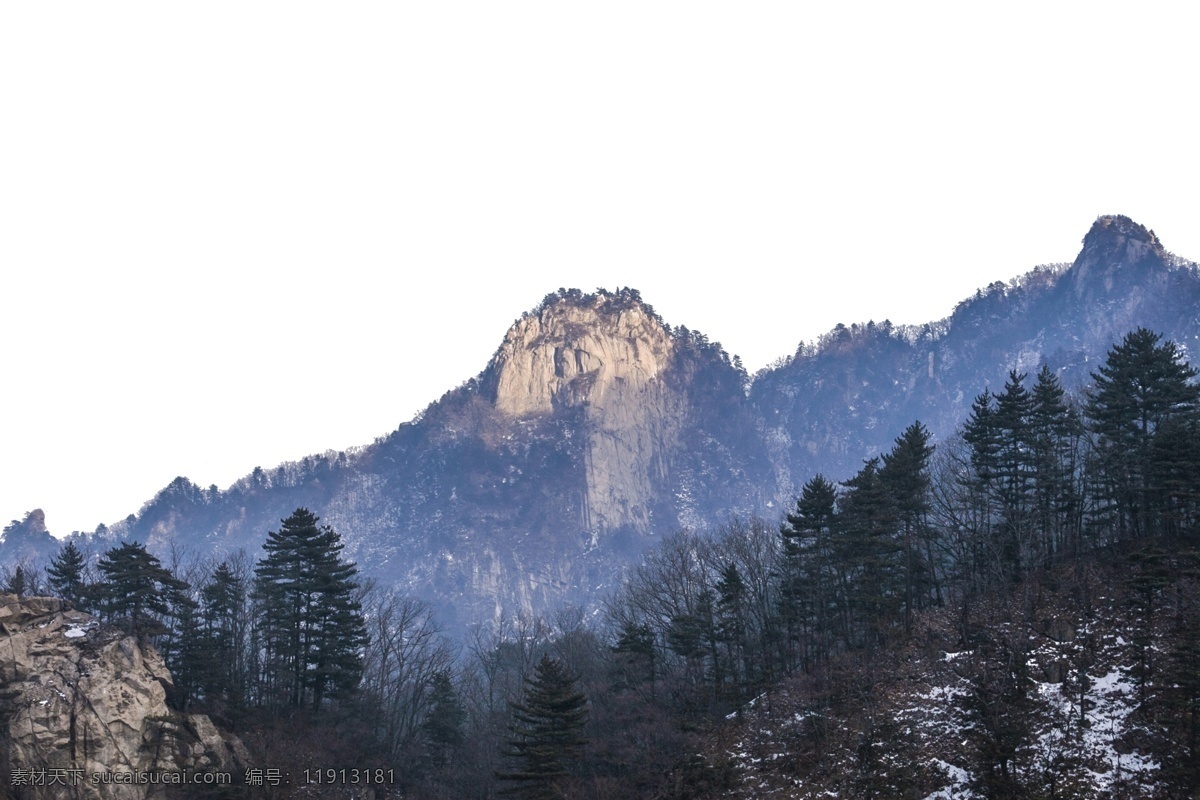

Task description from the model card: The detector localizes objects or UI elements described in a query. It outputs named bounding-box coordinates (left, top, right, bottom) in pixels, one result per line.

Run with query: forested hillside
left=6, top=326, right=1198, bottom=799
left=6, top=217, right=1199, bottom=641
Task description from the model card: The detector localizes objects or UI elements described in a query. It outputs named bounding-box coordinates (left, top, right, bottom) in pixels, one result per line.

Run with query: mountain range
left=5, top=215, right=1199, bottom=631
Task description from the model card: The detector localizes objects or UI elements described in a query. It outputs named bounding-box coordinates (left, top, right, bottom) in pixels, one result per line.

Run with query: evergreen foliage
left=1085, top=328, right=1200, bottom=540
left=46, top=540, right=88, bottom=607
left=253, top=508, right=368, bottom=711
left=95, top=541, right=190, bottom=635
left=611, top=620, right=656, bottom=687
left=167, top=591, right=205, bottom=709
left=198, top=561, right=250, bottom=707
left=964, top=391, right=1001, bottom=489
left=880, top=421, right=936, bottom=627
left=1029, top=365, right=1083, bottom=561
left=4, top=564, right=26, bottom=596
left=422, top=669, right=466, bottom=766
left=778, top=474, right=838, bottom=673
left=838, top=458, right=902, bottom=647
left=498, top=654, right=589, bottom=799
left=992, top=371, right=1035, bottom=579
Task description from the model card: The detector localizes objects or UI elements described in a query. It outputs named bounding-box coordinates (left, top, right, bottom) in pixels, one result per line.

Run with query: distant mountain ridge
left=751, top=214, right=1200, bottom=490
left=7, top=216, right=1200, bottom=629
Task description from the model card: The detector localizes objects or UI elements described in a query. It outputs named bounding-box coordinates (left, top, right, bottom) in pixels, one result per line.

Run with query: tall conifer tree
left=881, top=421, right=936, bottom=628
left=47, top=540, right=88, bottom=607
left=253, top=508, right=368, bottom=710
left=994, top=372, right=1035, bottom=581
left=498, top=654, right=589, bottom=799
left=779, top=474, right=841, bottom=665
left=95, top=541, right=189, bottom=635
left=1029, top=365, right=1082, bottom=560
left=1085, top=329, right=1200, bottom=539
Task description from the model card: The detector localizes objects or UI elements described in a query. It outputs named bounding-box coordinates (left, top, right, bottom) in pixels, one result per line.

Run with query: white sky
left=3, top=2, right=1199, bottom=537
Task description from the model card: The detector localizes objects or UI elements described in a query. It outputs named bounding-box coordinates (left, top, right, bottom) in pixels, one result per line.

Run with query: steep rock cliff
left=0, top=594, right=245, bottom=799
left=487, top=291, right=683, bottom=534
left=73, top=289, right=770, bottom=629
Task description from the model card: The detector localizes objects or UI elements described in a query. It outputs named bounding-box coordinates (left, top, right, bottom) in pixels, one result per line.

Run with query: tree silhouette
left=47, top=540, right=88, bottom=607
left=498, top=654, right=589, bottom=799
left=253, top=508, right=368, bottom=710
left=95, top=541, right=189, bottom=635
left=1085, top=328, right=1200, bottom=539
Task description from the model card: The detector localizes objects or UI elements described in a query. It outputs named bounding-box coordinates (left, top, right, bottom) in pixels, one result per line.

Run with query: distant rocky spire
left=1067, top=215, right=1167, bottom=296
left=3, top=509, right=49, bottom=539
left=485, top=289, right=682, bottom=534
left=1074, top=214, right=1165, bottom=271
left=0, top=509, right=57, bottom=562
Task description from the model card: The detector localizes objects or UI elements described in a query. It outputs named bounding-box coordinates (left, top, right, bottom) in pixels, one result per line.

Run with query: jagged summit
left=1073, top=214, right=1166, bottom=275
left=9, top=508, right=48, bottom=536
left=487, top=288, right=675, bottom=417
left=1083, top=213, right=1161, bottom=246
left=1, top=509, right=56, bottom=562
left=483, top=288, right=682, bottom=533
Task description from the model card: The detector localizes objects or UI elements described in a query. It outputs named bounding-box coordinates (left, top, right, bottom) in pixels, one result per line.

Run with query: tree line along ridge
left=4, top=326, right=1199, bottom=799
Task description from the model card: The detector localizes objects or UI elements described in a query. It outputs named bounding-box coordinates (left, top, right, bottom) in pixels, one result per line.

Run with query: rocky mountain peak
left=14, top=508, right=48, bottom=536
left=1, top=508, right=56, bottom=562
left=1071, top=214, right=1166, bottom=280
left=485, top=289, right=683, bottom=533
left=488, top=287, right=674, bottom=418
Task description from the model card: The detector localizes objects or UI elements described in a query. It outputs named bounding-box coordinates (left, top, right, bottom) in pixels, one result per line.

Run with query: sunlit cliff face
left=490, top=295, right=682, bottom=534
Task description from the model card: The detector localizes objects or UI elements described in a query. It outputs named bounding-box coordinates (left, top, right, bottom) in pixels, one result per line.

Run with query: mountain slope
left=91, top=289, right=772, bottom=628
left=752, top=214, right=1200, bottom=487
left=11, top=216, right=1200, bottom=631
left=706, top=546, right=1191, bottom=799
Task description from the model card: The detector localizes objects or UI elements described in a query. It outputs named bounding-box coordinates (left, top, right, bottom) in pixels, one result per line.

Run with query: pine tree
left=778, top=475, right=837, bottom=671
left=198, top=561, right=249, bottom=707
left=253, top=508, right=368, bottom=711
left=1151, top=413, right=1200, bottom=539
left=838, top=458, right=901, bottom=648
left=497, top=654, right=589, bottom=799
left=1085, top=329, right=1200, bottom=539
left=95, top=541, right=190, bottom=635
left=169, top=594, right=206, bottom=710
left=611, top=620, right=656, bottom=687
left=880, top=421, right=936, bottom=628
left=964, top=391, right=1001, bottom=489
left=47, top=540, right=88, bottom=607
left=993, top=372, right=1036, bottom=581
left=4, top=565, right=26, bottom=597
left=1029, top=365, right=1082, bottom=561
left=715, top=564, right=747, bottom=694
left=962, top=391, right=1003, bottom=587
left=422, top=670, right=466, bottom=767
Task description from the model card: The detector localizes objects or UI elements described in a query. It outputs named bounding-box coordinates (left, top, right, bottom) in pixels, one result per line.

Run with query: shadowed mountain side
left=13, top=217, right=1200, bottom=632
left=84, top=289, right=773, bottom=630
left=752, top=215, right=1200, bottom=488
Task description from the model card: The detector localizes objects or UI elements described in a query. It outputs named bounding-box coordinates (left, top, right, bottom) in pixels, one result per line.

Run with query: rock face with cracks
left=0, top=593, right=245, bottom=799
left=490, top=293, right=683, bottom=534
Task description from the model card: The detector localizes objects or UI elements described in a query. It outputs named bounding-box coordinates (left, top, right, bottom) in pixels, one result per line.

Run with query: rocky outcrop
left=1070, top=214, right=1167, bottom=290
left=0, top=510, right=58, bottom=566
left=489, top=291, right=683, bottom=533
left=0, top=594, right=245, bottom=799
